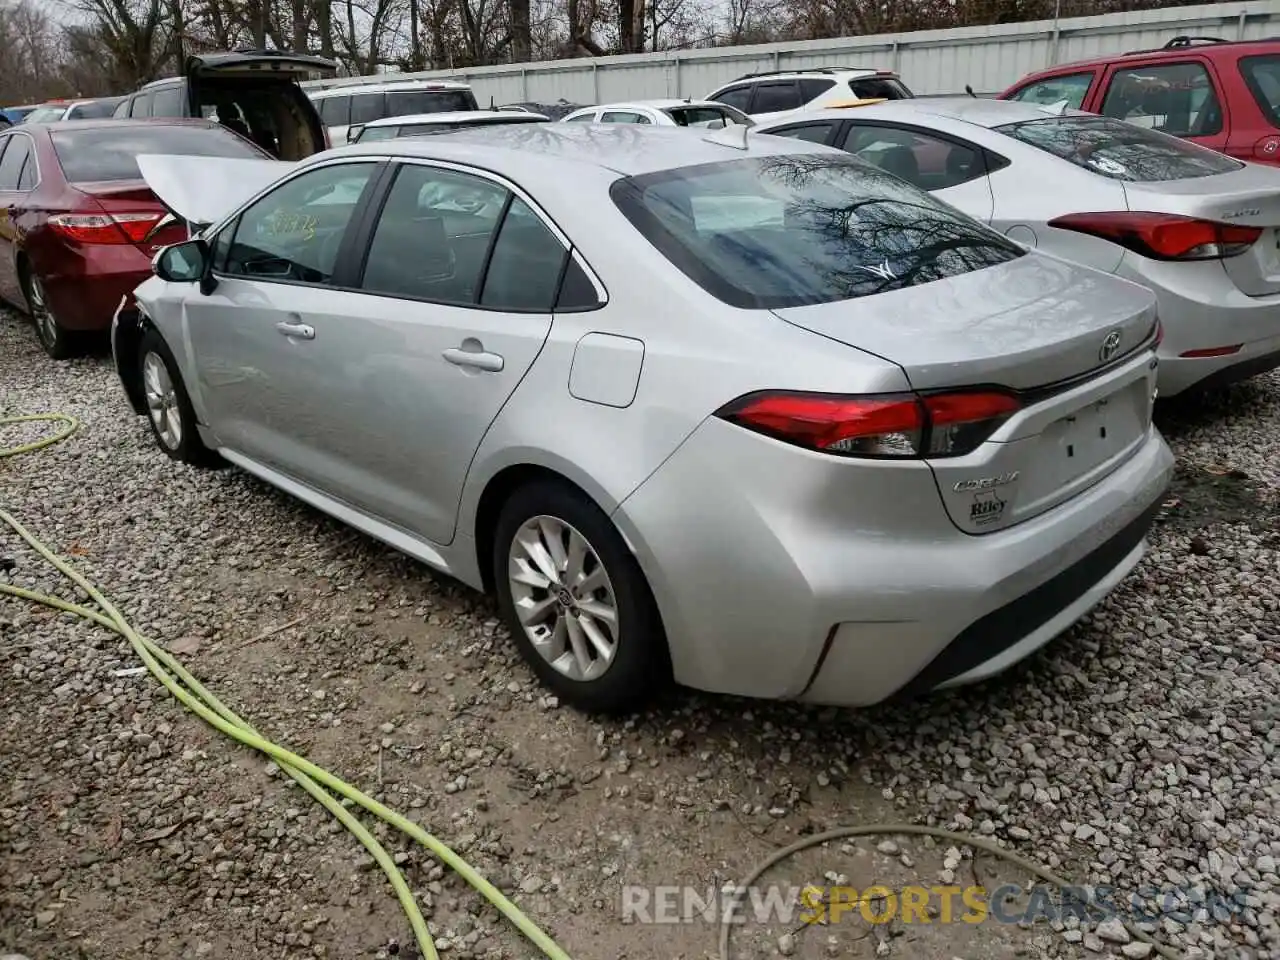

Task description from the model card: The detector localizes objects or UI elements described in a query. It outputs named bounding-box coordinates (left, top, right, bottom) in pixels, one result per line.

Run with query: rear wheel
left=493, top=481, right=669, bottom=714
left=23, top=269, right=75, bottom=360
left=137, top=328, right=221, bottom=467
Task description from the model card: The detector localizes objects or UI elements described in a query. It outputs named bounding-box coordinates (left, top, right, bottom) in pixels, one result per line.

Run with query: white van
left=308, top=79, right=479, bottom=145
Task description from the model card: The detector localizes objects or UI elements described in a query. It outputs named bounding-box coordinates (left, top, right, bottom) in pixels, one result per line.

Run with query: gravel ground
left=1, top=309, right=1278, bottom=960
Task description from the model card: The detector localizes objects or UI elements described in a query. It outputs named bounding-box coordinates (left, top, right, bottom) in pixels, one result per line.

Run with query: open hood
left=136, top=154, right=294, bottom=228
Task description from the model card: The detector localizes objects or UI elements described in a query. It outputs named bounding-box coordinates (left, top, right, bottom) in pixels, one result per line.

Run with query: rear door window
left=610, top=154, right=1022, bottom=309
left=665, top=106, right=746, bottom=128
left=358, top=125, right=400, bottom=142
left=1007, top=72, right=1095, bottom=109
left=319, top=96, right=351, bottom=126
left=601, top=111, right=651, bottom=124
left=798, top=78, right=836, bottom=104
left=350, top=93, right=386, bottom=124
left=842, top=124, right=986, bottom=190
left=1100, top=61, right=1223, bottom=138
left=995, top=115, right=1241, bottom=180
left=711, top=86, right=753, bottom=112
left=129, top=94, right=153, bottom=118
left=751, top=82, right=802, bottom=113
left=151, top=85, right=186, bottom=117
left=360, top=164, right=507, bottom=304
left=0, top=135, right=31, bottom=190
left=1239, top=55, right=1280, bottom=130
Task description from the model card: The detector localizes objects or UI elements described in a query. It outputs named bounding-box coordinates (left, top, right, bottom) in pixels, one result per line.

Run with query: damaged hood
left=137, top=154, right=295, bottom=228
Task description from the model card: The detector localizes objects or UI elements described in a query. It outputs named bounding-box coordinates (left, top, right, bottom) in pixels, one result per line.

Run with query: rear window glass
left=51, top=126, right=263, bottom=182
left=849, top=77, right=913, bottom=100
left=995, top=115, right=1241, bottom=181
left=611, top=155, right=1022, bottom=310
left=350, top=93, right=385, bottom=124
left=387, top=89, right=477, bottom=115
left=1240, top=55, right=1280, bottom=130
left=318, top=96, right=350, bottom=126
left=68, top=98, right=124, bottom=119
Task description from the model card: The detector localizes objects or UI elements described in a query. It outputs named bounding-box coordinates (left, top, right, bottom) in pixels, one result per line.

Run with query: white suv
left=308, top=78, right=479, bottom=145
left=705, top=68, right=913, bottom=122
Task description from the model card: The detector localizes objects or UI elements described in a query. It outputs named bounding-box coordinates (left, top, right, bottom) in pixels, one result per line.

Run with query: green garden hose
left=2, top=412, right=1183, bottom=960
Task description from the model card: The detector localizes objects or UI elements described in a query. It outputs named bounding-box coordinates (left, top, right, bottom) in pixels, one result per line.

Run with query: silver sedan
left=113, top=124, right=1173, bottom=713
left=756, top=98, right=1280, bottom=396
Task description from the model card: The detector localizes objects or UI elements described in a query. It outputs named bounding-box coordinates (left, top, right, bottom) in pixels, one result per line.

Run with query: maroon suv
left=0, top=119, right=270, bottom=359
left=998, top=36, right=1280, bottom=165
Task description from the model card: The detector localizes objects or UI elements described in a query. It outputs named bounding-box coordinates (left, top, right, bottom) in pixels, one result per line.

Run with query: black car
left=112, top=50, right=337, bottom=159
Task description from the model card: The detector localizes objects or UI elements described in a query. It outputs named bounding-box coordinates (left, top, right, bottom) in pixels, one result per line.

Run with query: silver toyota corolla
left=112, top=124, right=1174, bottom=713
left=756, top=98, right=1280, bottom=396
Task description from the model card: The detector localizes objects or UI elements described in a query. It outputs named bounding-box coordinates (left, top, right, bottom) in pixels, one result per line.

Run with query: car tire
left=136, top=328, right=221, bottom=467
left=493, top=480, right=669, bottom=714
left=22, top=268, right=77, bottom=360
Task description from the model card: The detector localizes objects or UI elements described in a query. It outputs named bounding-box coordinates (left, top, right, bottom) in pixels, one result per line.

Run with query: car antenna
left=965, top=84, right=977, bottom=98
left=703, top=121, right=750, bottom=151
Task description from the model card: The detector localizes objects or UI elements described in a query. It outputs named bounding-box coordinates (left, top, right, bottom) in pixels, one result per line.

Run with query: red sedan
left=0, top=118, right=271, bottom=359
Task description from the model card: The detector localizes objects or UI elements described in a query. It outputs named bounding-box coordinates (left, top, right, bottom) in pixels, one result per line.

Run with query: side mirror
left=154, top=238, right=208, bottom=283
left=347, top=125, right=363, bottom=143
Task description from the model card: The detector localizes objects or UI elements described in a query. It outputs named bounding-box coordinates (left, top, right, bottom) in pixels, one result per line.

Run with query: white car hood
left=137, top=154, right=294, bottom=227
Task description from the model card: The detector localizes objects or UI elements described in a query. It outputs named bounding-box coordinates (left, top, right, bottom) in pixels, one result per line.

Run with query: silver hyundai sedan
left=756, top=98, right=1280, bottom=396
left=112, top=124, right=1174, bottom=713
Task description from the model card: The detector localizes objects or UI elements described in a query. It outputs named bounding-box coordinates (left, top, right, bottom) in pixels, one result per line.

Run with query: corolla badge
left=1099, top=330, right=1123, bottom=363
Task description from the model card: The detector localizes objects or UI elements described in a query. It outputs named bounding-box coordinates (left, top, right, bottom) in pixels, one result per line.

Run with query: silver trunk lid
left=774, top=252, right=1159, bottom=533
left=1123, top=162, right=1280, bottom=297
left=772, top=252, right=1157, bottom=392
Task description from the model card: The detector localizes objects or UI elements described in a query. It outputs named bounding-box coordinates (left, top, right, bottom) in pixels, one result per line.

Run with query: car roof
left=329, top=121, right=832, bottom=177
left=363, top=110, right=542, bottom=127
left=791, top=96, right=1091, bottom=129
left=310, top=78, right=472, bottom=97
left=715, top=68, right=887, bottom=88
left=1030, top=36, right=1280, bottom=74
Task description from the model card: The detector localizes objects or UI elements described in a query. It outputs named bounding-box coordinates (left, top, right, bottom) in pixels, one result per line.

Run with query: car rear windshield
left=1240, top=54, right=1280, bottom=130
left=387, top=89, right=477, bottom=115
left=849, top=77, right=914, bottom=100
left=994, top=115, right=1241, bottom=181
left=24, top=106, right=67, bottom=123
left=611, top=154, right=1023, bottom=310
left=51, top=126, right=264, bottom=182
left=67, top=98, right=123, bottom=119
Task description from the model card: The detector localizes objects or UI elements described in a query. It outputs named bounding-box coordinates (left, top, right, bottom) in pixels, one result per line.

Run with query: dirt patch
left=1159, top=462, right=1279, bottom=535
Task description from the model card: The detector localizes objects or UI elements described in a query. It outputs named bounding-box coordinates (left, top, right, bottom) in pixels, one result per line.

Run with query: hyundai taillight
left=714, top=390, right=1020, bottom=459
left=1048, top=212, right=1261, bottom=261
left=48, top=212, right=165, bottom=245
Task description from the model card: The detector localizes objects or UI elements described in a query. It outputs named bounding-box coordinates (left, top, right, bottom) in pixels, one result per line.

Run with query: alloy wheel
left=28, top=275, right=59, bottom=351
left=142, top=351, right=183, bottom=450
left=507, top=516, right=620, bottom=682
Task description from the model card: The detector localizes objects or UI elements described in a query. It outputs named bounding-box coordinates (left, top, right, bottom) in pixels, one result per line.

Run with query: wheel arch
left=114, top=307, right=158, bottom=416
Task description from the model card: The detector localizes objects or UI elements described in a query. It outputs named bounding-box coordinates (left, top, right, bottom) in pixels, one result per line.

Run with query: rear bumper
left=42, top=246, right=151, bottom=332
left=1123, top=256, right=1280, bottom=395
left=614, top=417, right=1174, bottom=707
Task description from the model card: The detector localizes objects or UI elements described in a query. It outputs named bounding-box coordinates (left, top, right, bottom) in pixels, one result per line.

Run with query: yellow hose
left=1, top=412, right=573, bottom=960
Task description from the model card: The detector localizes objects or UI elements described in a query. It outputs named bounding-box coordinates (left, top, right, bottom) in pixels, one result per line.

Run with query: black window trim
left=0, top=131, right=40, bottom=192
left=1007, top=69, right=1098, bottom=106
left=208, top=156, right=391, bottom=290
left=758, top=120, right=839, bottom=146
left=341, top=156, right=606, bottom=314
left=1098, top=57, right=1226, bottom=138
left=1237, top=53, right=1280, bottom=131
left=749, top=79, right=802, bottom=113
left=834, top=118, right=1011, bottom=186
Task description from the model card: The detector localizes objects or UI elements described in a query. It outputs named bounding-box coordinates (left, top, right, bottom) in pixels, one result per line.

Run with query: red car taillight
left=715, top=390, right=1020, bottom=459
left=48, top=212, right=166, bottom=245
left=1048, top=211, right=1261, bottom=261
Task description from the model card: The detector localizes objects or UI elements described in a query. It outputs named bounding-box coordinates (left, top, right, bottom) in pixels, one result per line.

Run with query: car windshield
left=24, top=106, right=67, bottom=123
left=387, top=89, right=476, bottom=115
left=51, top=126, right=264, bottom=182
left=611, top=154, right=1023, bottom=310
left=994, top=114, right=1241, bottom=181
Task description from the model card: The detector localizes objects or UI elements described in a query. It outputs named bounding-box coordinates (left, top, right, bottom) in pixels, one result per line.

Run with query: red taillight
left=715, top=389, right=1020, bottom=459
left=48, top=212, right=164, bottom=245
left=1048, top=212, right=1261, bottom=261
left=1180, top=344, right=1242, bottom=359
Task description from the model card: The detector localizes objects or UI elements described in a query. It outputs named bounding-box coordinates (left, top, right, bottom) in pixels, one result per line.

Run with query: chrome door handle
left=276, top=321, right=315, bottom=340
left=443, top=347, right=504, bottom=372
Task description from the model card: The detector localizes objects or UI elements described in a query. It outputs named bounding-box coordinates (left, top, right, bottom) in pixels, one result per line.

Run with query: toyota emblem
left=1099, top=330, right=1122, bottom=363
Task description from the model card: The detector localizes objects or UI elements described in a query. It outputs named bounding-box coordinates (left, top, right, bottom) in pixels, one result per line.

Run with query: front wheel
left=137, top=329, right=221, bottom=467
left=493, top=481, right=669, bottom=714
